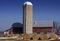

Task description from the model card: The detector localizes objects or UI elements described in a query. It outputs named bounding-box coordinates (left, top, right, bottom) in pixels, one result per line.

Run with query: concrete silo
left=23, top=2, right=33, bottom=34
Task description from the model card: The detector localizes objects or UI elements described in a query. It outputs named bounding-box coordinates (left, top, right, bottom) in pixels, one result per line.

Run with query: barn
left=33, top=21, right=55, bottom=34
left=6, top=21, right=55, bottom=34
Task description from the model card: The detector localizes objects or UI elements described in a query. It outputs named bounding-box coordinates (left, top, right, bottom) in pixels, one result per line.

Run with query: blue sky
left=0, top=0, right=60, bottom=31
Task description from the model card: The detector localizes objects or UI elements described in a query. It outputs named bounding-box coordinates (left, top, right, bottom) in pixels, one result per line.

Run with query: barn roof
left=33, top=21, right=54, bottom=27
left=12, top=20, right=54, bottom=28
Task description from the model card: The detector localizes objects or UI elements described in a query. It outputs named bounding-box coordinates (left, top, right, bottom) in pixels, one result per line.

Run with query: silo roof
left=24, top=1, right=32, bottom=5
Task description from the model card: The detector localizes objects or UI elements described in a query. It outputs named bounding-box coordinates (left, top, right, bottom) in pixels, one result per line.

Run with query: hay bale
left=40, top=33, right=48, bottom=40
left=49, top=33, right=59, bottom=40
left=32, top=34, right=39, bottom=40
left=7, top=34, right=12, bottom=37
left=23, top=34, right=30, bottom=40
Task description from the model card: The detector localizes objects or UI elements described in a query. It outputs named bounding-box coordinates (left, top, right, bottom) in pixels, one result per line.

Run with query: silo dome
left=24, top=1, right=32, bottom=5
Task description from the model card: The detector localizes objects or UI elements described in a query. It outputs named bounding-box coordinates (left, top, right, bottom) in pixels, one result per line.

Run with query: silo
left=23, top=2, right=33, bottom=34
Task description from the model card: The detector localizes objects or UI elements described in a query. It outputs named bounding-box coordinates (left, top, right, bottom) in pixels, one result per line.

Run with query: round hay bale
left=32, top=34, right=39, bottom=40
left=20, top=34, right=24, bottom=37
left=7, top=34, right=12, bottom=37
left=11, top=34, right=14, bottom=36
left=49, top=33, right=59, bottom=40
left=15, top=34, right=20, bottom=36
left=23, top=34, right=30, bottom=40
left=40, top=33, right=48, bottom=40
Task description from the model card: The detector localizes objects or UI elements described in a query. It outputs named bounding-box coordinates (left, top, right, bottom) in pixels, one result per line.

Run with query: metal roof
left=33, top=21, right=54, bottom=27
left=24, top=1, right=32, bottom=5
left=12, top=21, right=54, bottom=28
